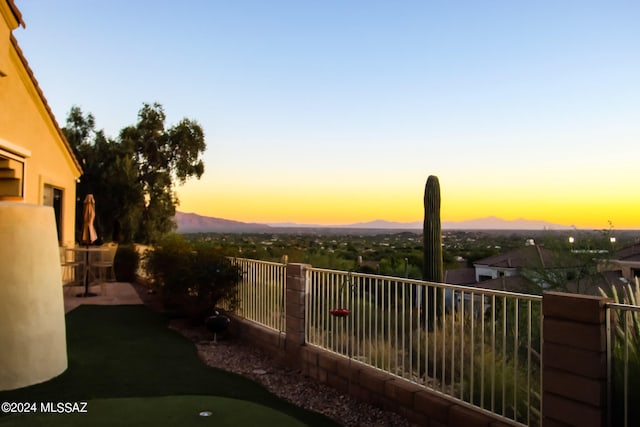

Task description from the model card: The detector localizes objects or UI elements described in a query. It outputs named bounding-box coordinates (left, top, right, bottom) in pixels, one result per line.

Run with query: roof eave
left=5, top=0, right=25, bottom=29
left=9, top=34, right=83, bottom=175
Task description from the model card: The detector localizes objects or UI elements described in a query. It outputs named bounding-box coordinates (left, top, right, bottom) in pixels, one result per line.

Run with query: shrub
left=190, top=243, right=240, bottom=313
left=114, top=244, right=140, bottom=282
left=143, top=235, right=240, bottom=322
left=599, top=278, right=640, bottom=426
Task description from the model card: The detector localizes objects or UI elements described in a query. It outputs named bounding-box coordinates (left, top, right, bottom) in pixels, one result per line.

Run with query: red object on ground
left=330, top=308, right=350, bottom=317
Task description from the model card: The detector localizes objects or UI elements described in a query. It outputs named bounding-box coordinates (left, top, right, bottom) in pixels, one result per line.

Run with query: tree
left=63, top=107, right=140, bottom=243
left=63, top=103, right=206, bottom=244
left=520, top=228, right=617, bottom=295
left=120, top=103, right=205, bottom=243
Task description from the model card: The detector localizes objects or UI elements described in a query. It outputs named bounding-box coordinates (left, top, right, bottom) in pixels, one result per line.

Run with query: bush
left=600, top=278, right=640, bottom=426
left=114, top=244, right=140, bottom=282
left=143, top=235, right=240, bottom=322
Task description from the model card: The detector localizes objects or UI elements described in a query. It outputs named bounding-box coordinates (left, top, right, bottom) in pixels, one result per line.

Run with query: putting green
left=0, top=395, right=308, bottom=427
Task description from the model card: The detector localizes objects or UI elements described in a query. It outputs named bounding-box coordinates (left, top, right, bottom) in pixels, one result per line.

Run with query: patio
left=62, top=282, right=145, bottom=313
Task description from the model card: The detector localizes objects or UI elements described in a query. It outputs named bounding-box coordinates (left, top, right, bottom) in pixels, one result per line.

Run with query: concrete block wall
left=542, top=292, right=609, bottom=427
left=228, top=313, right=286, bottom=361
left=300, top=346, right=518, bottom=426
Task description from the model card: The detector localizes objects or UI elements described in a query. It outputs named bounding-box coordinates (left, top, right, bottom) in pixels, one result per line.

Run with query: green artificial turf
left=0, top=305, right=339, bottom=426
left=0, top=396, right=307, bottom=427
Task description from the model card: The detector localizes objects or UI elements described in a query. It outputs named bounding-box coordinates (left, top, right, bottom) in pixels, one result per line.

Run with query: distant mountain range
left=174, top=212, right=574, bottom=234
left=175, top=212, right=270, bottom=233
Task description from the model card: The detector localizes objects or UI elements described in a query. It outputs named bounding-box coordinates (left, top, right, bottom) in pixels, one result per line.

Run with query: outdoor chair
left=91, top=242, right=118, bottom=294
left=60, top=246, right=84, bottom=294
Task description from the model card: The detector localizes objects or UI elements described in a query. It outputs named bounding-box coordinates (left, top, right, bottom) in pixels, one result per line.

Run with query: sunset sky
left=14, top=1, right=640, bottom=229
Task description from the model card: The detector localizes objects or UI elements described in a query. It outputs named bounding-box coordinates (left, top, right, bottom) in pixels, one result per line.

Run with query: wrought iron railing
left=306, top=267, right=542, bottom=426
left=222, top=259, right=544, bottom=425
left=227, top=257, right=286, bottom=332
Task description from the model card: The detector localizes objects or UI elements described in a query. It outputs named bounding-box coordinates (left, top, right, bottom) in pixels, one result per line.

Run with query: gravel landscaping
left=173, top=322, right=416, bottom=427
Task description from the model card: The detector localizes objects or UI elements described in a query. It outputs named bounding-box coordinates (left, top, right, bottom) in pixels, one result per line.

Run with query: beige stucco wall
left=0, top=202, right=67, bottom=391
left=0, top=2, right=81, bottom=246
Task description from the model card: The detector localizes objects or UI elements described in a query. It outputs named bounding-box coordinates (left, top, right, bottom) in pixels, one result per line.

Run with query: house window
left=0, top=139, right=30, bottom=201
left=43, top=184, right=63, bottom=243
left=0, top=150, right=25, bottom=200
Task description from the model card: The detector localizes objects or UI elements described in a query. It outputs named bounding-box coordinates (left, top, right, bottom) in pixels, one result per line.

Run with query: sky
left=13, top=1, right=640, bottom=229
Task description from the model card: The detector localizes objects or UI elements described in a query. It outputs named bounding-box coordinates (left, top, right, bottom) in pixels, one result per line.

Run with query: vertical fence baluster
left=502, top=295, right=507, bottom=416
left=624, top=310, right=629, bottom=427
left=433, top=284, right=438, bottom=388
left=387, top=279, right=392, bottom=372
left=460, top=290, right=465, bottom=400
left=443, top=287, right=447, bottom=392
left=527, top=299, right=532, bottom=426
left=491, top=293, right=496, bottom=413
left=513, top=298, right=519, bottom=420
left=480, top=294, right=485, bottom=410
left=469, top=291, right=474, bottom=403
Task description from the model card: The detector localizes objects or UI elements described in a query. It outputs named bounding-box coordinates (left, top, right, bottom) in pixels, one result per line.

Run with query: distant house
left=0, top=0, right=82, bottom=245
left=467, top=241, right=639, bottom=296
left=442, top=246, right=549, bottom=294
left=443, top=243, right=575, bottom=295
left=605, top=243, right=640, bottom=283
left=472, top=275, right=536, bottom=293
left=472, top=244, right=556, bottom=283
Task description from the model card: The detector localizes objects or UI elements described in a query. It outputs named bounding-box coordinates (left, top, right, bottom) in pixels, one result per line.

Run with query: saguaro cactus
left=423, top=175, right=443, bottom=327
left=423, top=175, right=443, bottom=283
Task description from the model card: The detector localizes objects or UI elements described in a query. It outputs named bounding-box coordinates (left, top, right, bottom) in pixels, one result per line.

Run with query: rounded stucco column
left=0, top=202, right=67, bottom=391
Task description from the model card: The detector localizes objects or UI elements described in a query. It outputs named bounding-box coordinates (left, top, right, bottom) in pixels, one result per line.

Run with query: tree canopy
left=64, top=103, right=206, bottom=244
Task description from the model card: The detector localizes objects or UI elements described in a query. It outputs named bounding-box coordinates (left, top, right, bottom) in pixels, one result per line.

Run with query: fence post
left=542, top=291, right=610, bottom=427
left=284, top=263, right=309, bottom=366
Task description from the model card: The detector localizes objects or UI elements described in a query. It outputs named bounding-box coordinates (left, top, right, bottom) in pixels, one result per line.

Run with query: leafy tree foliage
left=63, top=103, right=205, bottom=244
left=520, top=228, right=617, bottom=294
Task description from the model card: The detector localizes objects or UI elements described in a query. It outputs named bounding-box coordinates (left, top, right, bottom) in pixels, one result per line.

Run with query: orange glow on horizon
left=177, top=179, right=640, bottom=230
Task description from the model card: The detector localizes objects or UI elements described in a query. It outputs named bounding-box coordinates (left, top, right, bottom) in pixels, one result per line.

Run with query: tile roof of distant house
left=474, top=275, right=536, bottom=293
left=476, top=270, right=629, bottom=296
left=444, top=268, right=476, bottom=285
left=566, top=270, right=628, bottom=296
left=613, top=243, right=640, bottom=262
left=473, top=245, right=556, bottom=269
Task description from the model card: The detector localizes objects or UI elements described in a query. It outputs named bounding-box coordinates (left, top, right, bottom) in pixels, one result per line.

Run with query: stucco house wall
left=474, top=265, right=518, bottom=282
left=0, top=0, right=82, bottom=246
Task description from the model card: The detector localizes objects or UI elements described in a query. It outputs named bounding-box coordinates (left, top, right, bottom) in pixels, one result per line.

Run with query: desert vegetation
left=600, top=278, right=640, bottom=426
left=184, top=229, right=638, bottom=280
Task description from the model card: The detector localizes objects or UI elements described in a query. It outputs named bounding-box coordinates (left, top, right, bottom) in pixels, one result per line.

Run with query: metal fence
left=606, top=301, right=640, bottom=427
left=177, top=255, right=638, bottom=425
left=228, top=257, right=286, bottom=332
left=306, top=267, right=543, bottom=426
